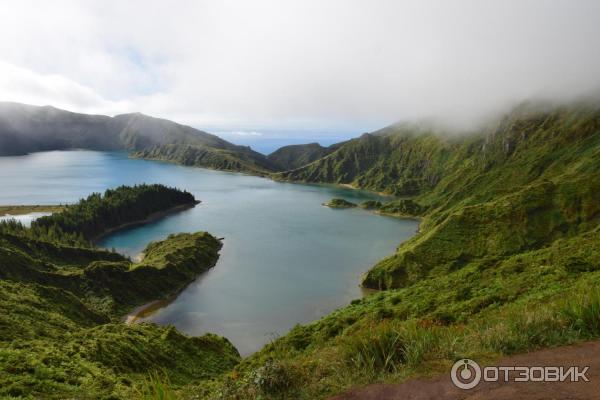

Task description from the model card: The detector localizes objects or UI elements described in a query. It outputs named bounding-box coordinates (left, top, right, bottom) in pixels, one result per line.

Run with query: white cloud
left=0, top=0, right=599, bottom=135
left=0, top=61, right=130, bottom=114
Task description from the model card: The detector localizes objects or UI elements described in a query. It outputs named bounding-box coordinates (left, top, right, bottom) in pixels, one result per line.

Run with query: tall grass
left=137, top=370, right=177, bottom=400
left=563, top=289, right=600, bottom=336
left=342, top=322, right=406, bottom=376
left=340, top=320, right=443, bottom=377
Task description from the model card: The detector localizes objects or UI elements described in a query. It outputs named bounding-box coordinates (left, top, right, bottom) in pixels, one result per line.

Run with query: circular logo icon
left=451, top=359, right=482, bottom=389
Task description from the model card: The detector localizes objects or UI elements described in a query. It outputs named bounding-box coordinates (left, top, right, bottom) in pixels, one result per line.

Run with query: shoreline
left=92, top=201, right=200, bottom=243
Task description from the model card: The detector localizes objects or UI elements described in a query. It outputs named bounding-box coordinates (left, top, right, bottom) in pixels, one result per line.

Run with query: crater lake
left=0, top=150, right=418, bottom=354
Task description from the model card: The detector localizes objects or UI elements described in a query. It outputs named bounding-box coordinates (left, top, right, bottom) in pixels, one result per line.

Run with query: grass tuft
left=342, top=322, right=407, bottom=376
left=563, top=289, right=600, bottom=336
left=137, top=370, right=176, bottom=400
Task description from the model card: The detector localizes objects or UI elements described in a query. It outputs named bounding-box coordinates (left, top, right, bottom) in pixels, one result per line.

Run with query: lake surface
left=0, top=150, right=418, bottom=354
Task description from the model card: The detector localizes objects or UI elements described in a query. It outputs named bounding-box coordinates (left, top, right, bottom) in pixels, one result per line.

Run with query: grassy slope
left=363, top=105, right=600, bottom=289
left=117, top=110, right=277, bottom=174
left=131, top=143, right=275, bottom=175
left=280, top=104, right=600, bottom=289
left=0, top=231, right=239, bottom=399
left=208, top=104, right=600, bottom=399
left=3, top=103, right=600, bottom=399
left=277, top=128, right=453, bottom=196
left=0, top=229, right=222, bottom=315
left=0, top=187, right=241, bottom=399
left=201, top=226, right=600, bottom=399
left=267, top=143, right=337, bottom=171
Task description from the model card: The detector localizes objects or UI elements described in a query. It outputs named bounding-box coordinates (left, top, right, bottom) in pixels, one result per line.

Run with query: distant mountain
left=0, top=102, right=121, bottom=155
left=276, top=126, right=452, bottom=195
left=0, top=102, right=277, bottom=174
left=266, top=142, right=339, bottom=170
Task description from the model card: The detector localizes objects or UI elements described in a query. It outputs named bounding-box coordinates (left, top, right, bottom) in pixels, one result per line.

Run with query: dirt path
left=329, top=341, right=600, bottom=400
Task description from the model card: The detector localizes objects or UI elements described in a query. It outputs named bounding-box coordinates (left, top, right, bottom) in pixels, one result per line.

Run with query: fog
left=0, top=0, right=599, bottom=140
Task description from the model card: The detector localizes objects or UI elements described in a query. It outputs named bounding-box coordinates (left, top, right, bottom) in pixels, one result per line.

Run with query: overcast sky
left=0, top=0, right=599, bottom=143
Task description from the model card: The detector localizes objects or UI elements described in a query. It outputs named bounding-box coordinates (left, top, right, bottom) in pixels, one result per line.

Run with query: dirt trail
left=329, top=341, right=600, bottom=400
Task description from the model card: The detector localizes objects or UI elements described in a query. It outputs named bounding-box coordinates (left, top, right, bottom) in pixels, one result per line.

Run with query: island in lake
left=323, top=198, right=357, bottom=208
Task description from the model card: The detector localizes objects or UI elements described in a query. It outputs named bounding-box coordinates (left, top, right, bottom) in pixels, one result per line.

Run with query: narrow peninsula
left=0, top=185, right=239, bottom=399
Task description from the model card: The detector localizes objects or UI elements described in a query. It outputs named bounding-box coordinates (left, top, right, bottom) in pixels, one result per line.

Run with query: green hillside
left=216, top=225, right=600, bottom=399
left=267, top=142, right=338, bottom=170
left=2, top=102, right=600, bottom=399
left=0, top=187, right=239, bottom=398
left=279, top=103, right=600, bottom=289
left=207, top=102, right=600, bottom=399
left=132, top=142, right=275, bottom=174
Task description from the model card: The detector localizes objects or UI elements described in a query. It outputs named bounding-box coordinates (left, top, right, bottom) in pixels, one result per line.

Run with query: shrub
left=250, top=359, right=299, bottom=396
left=481, top=308, right=571, bottom=354
left=563, top=289, right=600, bottom=337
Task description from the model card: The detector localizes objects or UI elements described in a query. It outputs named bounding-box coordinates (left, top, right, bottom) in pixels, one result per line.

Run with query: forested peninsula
left=0, top=185, right=239, bottom=398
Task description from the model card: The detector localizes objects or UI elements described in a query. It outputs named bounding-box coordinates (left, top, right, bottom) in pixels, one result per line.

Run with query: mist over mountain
left=0, top=102, right=276, bottom=173
left=277, top=100, right=600, bottom=194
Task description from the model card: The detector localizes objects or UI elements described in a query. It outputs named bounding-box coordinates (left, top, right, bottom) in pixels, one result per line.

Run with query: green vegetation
left=205, top=102, right=600, bottom=399
left=267, top=142, right=339, bottom=171
left=137, top=371, right=177, bottom=400
left=281, top=103, right=600, bottom=290
left=2, top=102, right=600, bottom=399
left=0, top=308, right=239, bottom=399
left=360, top=199, right=426, bottom=217
left=211, top=226, right=600, bottom=399
left=0, top=231, right=235, bottom=399
left=0, top=186, right=240, bottom=399
left=132, top=143, right=275, bottom=175
left=0, top=205, right=65, bottom=216
left=323, top=198, right=357, bottom=208
left=8, top=184, right=197, bottom=246
left=0, top=223, right=221, bottom=315
left=0, top=184, right=197, bottom=247
left=278, top=128, right=452, bottom=196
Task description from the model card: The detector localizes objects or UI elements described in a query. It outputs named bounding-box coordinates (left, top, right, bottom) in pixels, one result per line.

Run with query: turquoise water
left=0, top=150, right=418, bottom=354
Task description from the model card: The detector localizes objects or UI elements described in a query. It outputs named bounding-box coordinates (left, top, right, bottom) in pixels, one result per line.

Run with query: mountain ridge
left=266, top=142, right=340, bottom=170
left=0, top=102, right=277, bottom=173
left=276, top=102, right=600, bottom=289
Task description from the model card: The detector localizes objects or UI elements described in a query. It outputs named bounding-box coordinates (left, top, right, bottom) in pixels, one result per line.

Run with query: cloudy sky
left=0, top=0, right=599, bottom=147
